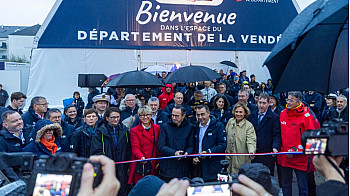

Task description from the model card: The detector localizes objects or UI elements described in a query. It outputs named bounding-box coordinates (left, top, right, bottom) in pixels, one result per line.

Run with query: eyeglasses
left=45, top=129, right=55, bottom=133
left=285, top=99, right=297, bottom=103
left=37, top=103, right=49, bottom=106
left=126, top=99, right=135, bottom=102
left=139, top=114, right=152, bottom=118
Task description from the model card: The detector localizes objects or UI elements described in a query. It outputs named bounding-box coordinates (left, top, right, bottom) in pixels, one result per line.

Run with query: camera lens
left=46, top=156, right=72, bottom=172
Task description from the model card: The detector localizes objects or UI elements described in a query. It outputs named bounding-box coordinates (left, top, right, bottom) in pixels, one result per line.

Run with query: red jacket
left=158, top=84, right=174, bottom=109
left=128, top=122, right=161, bottom=184
left=278, top=103, right=316, bottom=171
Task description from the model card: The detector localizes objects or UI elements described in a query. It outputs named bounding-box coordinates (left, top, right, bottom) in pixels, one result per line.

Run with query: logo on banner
left=156, top=0, right=223, bottom=6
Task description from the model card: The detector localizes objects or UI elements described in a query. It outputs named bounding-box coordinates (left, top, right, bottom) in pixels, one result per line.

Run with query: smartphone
left=32, top=173, right=73, bottom=196
left=304, top=137, right=328, bottom=155
left=187, top=182, right=232, bottom=196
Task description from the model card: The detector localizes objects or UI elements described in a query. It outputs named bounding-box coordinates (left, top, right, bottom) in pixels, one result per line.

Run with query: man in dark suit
left=247, top=93, right=281, bottom=175
left=238, top=89, right=258, bottom=113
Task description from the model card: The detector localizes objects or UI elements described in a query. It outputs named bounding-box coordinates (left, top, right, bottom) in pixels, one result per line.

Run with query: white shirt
left=198, top=119, right=210, bottom=152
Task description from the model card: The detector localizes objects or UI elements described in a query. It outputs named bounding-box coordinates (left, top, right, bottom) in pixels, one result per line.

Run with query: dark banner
left=38, top=0, right=298, bottom=51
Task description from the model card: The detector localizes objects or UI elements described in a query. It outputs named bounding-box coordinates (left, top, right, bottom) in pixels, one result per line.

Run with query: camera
left=187, top=160, right=233, bottom=196
left=301, top=120, right=348, bottom=156
left=26, top=153, right=103, bottom=196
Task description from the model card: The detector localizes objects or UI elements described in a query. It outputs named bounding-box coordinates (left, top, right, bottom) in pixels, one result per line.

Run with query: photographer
left=313, top=155, right=348, bottom=195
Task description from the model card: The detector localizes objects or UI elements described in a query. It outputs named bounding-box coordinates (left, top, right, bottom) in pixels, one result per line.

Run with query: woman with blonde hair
left=225, top=102, right=256, bottom=174
left=128, top=105, right=161, bottom=185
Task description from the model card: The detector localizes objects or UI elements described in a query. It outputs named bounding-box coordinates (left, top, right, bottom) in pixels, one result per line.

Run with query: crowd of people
left=0, top=69, right=348, bottom=196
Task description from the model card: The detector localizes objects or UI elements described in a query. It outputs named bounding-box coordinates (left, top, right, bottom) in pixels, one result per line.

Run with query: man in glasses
left=278, top=91, right=316, bottom=196
left=120, top=94, right=140, bottom=122
left=158, top=105, right=194, bottom=182
left=46, top=108, right=74, bottom=152
left=22, top=96, right=48, bottom=127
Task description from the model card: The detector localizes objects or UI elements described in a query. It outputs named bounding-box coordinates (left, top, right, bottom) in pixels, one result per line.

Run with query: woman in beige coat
left=225, top=102, right=256, bottom=174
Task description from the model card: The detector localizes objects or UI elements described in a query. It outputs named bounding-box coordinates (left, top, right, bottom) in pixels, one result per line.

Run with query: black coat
left=164, top=103, right=193, bottom=117
left=132, top=109, right=169, bottom=128
left=193, top=117, right=227, bottom=181
left=64, top=116, right=84, bottom=130
left=120, top=105, right=139, bottom=122
left=70, top=123, right=95, bottom=157
left=157, top=118, right=194, bottom=179
left=210, top=108, right=232, bottom=126
left=86, top=89, right=100, bottom=109
left=271, top=105, right=284, bottom=116
left=59, top=121, right=75, bottom=152
left=247, top=108, right=281, bottom=172
left=303, top=92, right=323, bottom=120
left=0, top=127, right=34, bottom=152
left=247, top=103, right=258, bottom=113
left=331, top=106, right=349, bottom=122
left=0, top=89, right=8, bottom=106
left=22, top=140, right=62, bottom=156
left=90, top=122, right=131, bottom=196
left=6, top=105, right=23, bottom=115
left=321, top=106, right=336, bottom=125
left=22, top=107, right=45, bottom=127
left=73, top=98, right=85, bottom=117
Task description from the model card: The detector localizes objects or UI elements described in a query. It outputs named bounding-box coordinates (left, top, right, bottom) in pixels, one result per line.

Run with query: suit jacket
left=247, top=108, right=281, bottom=153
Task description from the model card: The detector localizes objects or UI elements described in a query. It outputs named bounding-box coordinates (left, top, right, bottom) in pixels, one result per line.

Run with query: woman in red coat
left=128, top=105, right=161, bottom=184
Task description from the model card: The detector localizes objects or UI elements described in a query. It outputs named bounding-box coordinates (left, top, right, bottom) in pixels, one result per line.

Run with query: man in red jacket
left=158, top=84, right=174, bottom=110
left=278, top=91, right=316, bottom=196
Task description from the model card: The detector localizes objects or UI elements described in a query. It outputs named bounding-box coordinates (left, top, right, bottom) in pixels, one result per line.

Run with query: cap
left=242, top=70, right=247, bottom=72
left=193, top=99, right=209, bottom=106
left=326, top=93, right=337, bottom=100
left=250, top=74, right=255, bottom=78
left=92, top=94, right=110, bottom=103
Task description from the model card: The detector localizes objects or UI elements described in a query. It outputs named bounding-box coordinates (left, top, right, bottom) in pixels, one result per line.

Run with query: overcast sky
left=0, top=0, right=315, bottom=26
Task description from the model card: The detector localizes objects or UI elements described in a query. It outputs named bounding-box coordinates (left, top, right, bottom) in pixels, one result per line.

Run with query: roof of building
left=9, top=24, right=41, bottom=36
left=0, top=26, right=27, bottom=38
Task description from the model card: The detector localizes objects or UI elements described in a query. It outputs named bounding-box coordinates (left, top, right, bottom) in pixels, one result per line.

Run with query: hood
left=286, top=102, right=306, bottom=117
left=161, top=84, right=174, bottom=94
left=35, top=123, right=63, bottom=143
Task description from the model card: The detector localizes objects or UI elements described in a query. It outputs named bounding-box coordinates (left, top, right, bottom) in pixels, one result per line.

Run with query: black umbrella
left=264, top=0, right=349, bottom=93
left=164, top=65, right=221, bottom=83
left=106, top=70, right=165, bottom=88
left=220, top=60, right=238, bottom=68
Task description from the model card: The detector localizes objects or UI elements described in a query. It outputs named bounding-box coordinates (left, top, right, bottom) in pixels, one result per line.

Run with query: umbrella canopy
left=106, top=71, right=165, bottom=88
left=144, top=65, right=169, bottom=73
left=220, top=60, right=238, bottom=68
left=264, top=0, right=349, bottom=93
left=164, top=65, right=221, bottom=84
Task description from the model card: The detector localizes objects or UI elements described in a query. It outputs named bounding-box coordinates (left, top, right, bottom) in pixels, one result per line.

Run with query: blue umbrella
left=264, top=0, right=348, bottom=93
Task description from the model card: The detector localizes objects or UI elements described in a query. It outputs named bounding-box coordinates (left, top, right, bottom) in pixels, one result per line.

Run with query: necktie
left=258, top=113, right=263, bottom=125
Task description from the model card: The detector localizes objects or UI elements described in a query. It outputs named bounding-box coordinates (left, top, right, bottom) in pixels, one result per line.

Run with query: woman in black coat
left=210, top=94, right=232, bottom=126
left=63, top=105, right=84, bottom=129
left=90, top=107, right=131, bottom=196
left=73, top=91, right=85, bottom=117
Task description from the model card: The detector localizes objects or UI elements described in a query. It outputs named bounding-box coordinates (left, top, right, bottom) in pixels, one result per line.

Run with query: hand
left=231, top=174, right=272, bottom=196
left=193, top=157, right=200, bottom=165
left=200, top=151, right=207, bottom=159
left=272, top=148, right=278, bottom=157
left=287, top=149, right=293, bottom=158
left=77, top=155, right=120, bottom=196
left=72, top=102, right=76, bottom=105
left=175, top=150, right=184, bottom=156
left=250, top=155, right=255, bottom=160
left=156, top=178, right=189, bottom=196
left=141, top=157, right=147, bottom=164
left=313, top=155, right=345, bottom=183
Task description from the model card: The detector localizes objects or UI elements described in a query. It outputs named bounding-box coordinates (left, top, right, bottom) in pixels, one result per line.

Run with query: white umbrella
left=144, top=65, right=169, bottom=73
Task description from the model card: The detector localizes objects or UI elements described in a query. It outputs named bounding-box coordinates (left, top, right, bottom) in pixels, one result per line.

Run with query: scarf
left=41, top=135, right=58, bottom=154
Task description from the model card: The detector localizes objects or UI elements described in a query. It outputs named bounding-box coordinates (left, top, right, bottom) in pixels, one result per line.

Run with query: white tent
left=27, top=0, right=304, bottom=108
